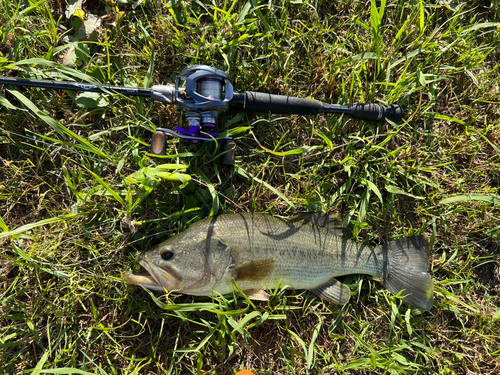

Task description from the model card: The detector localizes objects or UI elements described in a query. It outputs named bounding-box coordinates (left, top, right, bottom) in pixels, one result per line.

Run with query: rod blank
left=0, top=76, right=151, bottom=97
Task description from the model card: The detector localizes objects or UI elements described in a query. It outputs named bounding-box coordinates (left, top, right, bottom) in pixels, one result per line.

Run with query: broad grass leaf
left=251, top=130, right=321, bottom=156
left=34, top=370, right=96, bottom=375
left=249, top=0, right=271, bottom=32
left=139, top=288, right=221, bottom=312
left=124, top=164, right=190, bottom=186
left=0, top=92, right=19, bottom=109
left=440, top=194, right=500, bottom=205
left=229, top=311, right=262, bottom=334
left=361, top=179, right=383, bottom=205
left=386, top=185, right=424, bottom=200
left=313, top=130, right=333, bottom=151
left=237, top=1, right=252, bottom=24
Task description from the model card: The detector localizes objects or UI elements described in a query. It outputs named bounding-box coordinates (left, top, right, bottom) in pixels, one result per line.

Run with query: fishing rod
left=0, top=65, right=404, bottom=165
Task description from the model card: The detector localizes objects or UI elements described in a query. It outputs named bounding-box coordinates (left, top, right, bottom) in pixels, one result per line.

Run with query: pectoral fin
left=232, top=259, right=276, bottom=282
left=309, top=278, right=351, bottom=305
left=240, top=288, right=269, bottom=301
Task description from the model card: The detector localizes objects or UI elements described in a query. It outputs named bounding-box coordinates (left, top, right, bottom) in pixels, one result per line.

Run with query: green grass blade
left=7, top=89, right=112, bottom=160
left=36, top=132, right=112, bottom=161
left=34, top=370, right=97, bottom=375
left=236, top=166, right=295, bottom=209
left=440, top=194, right=500, bottom=205
left=361, top=178, right=383, bottom=205
left=7, top=89, right=65, bottom=135
left=139, top=287, right=222, bottom=312
left=12, top=244, right=70, bottom=279
left=0, top=214, right=81, bottom=239
left=197, top=170, right=220, bottom=216
left=9, top=58, right=103, bottom=84
left=230, top=311, right=262, bottom=335
left=386, top=184, right=424, bottom=200
left=286, top=328, right=308, bottom=362
left=0, top=92, right=19, bottom=109
left=32, top=350, right=49, bottom=373
left=87, top=169, right=125, bottom=206
left=0, top=215, right=9, bottom=231
left=306, top=319, right=322, bottom=370
left=124, top=164, right=191, bottom=186
left=237, top=1, right=252, bottom=24
left=419, top=0, right=425, bottom=33
left=466, top=125, right=500, bottom=157
left=249, top=0, right=271, bottom=32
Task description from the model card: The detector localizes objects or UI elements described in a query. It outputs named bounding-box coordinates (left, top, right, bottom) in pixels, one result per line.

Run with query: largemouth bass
left=125, top=213, right=433, bottom=311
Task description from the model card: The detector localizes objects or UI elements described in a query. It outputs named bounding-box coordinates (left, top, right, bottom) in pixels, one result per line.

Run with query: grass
left=1, top=0, right=500, bottom=373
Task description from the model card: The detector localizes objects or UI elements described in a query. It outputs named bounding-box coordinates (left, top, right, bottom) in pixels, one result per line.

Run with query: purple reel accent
left=175, top=125, right=218, bottom=143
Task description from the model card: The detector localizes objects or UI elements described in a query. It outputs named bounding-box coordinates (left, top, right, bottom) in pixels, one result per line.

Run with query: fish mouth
left=124, top=259, right=182, bottom=292
left=124, top=271, right=166, bottom=291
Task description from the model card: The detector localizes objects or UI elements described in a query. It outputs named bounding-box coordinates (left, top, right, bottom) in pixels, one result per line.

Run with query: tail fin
left=380, top=237, right=433, bottom=311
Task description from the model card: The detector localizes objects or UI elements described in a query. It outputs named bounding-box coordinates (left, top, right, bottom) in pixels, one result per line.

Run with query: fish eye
left=161, top=251, right=174, bottom=261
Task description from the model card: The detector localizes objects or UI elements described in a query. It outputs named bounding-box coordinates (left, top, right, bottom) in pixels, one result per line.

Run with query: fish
left=124, top=213, right=433, bottom=311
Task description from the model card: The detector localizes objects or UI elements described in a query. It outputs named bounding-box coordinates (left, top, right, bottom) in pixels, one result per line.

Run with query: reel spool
left=174, top=65, right=233, bottom=139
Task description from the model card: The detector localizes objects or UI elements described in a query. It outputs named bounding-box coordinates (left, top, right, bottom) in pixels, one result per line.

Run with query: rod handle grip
left=243, top=91, right=322, bottom=115
left=350, top=103, right=404, bottom=123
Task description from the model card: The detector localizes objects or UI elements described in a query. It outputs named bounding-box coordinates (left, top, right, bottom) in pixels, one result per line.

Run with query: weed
left=1, top=0, right=500, bottom=374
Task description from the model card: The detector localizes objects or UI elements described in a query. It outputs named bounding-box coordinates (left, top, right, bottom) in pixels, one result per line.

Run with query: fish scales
left=207, top=214, right=383, bottom=290
left=125, top=213, right=434, bottom=311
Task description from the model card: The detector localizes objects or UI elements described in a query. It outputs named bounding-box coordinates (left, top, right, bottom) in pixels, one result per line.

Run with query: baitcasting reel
left=148, top=65, right=236, bottom=164
left=0, top=64, right=404, bottom=165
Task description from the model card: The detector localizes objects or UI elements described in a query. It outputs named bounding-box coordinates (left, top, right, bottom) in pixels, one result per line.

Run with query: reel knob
left=151, top=131, right=167, bottom=156
left=220, top=139, right=236, bottom=166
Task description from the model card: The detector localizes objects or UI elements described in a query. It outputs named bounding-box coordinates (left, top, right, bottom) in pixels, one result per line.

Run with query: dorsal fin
left=288, top=212, right=351, bottom=238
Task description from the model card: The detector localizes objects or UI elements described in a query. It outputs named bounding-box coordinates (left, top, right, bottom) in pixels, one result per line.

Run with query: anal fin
left=309, top=278, right=351, bottom=305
